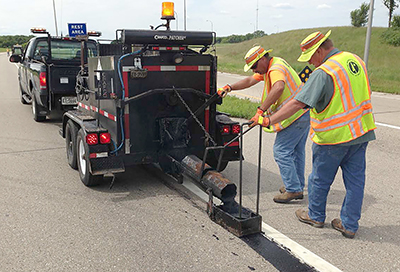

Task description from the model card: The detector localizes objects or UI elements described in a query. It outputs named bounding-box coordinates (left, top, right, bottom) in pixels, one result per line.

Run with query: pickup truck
left=9, top=28, right=98, bottom=121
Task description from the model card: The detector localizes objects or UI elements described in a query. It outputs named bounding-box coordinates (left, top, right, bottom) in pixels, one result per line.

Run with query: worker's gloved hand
left=249, top=107, right=264, bottom=127
left=249, top=115, right=270, bottom=128
left=217, top=84, right=232, bottom=98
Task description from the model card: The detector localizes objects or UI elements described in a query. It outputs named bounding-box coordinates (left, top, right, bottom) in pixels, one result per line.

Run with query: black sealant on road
left=242, top=233, right=317, bottom=272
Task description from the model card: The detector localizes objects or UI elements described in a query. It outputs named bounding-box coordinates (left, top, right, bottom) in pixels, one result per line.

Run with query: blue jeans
left=308, top=142, right=368, bottom=233
left=273, top=111, right=310, bottom=193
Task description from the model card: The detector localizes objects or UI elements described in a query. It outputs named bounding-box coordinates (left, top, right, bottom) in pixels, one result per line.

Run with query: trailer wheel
left=76, top=129, right=102, bottom=186
left=65, top=120, right=78, bottom=169
left=32, top=95, right=46, bottom=122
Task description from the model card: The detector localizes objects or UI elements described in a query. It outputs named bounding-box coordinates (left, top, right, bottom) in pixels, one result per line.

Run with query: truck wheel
left=76, top=129, right=102, bottom=186
left=32, top=95, right=46, bottom=122
left=19, top=82, right=29, bottom=105
left=65, top=120, right=78, bottom=169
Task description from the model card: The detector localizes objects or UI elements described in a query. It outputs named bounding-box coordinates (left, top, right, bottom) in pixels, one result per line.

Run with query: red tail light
left=232, top=124, right=240, bottom=134
left=99, top=132, right=111, bottom=144
left=86, top=133, right=98, bottom=145
left=39, top=72, right=46, bottom=90
left=221, top=125, right=230, bottom=135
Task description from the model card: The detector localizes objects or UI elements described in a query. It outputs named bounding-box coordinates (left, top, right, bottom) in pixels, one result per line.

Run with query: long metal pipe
left=52, top=0, right=59, bottom=36
left=364, top=0, right=375, bottom=68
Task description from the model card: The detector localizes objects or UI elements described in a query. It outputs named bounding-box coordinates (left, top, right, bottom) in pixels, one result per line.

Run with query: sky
left=0, top=0, right=397, bottom=39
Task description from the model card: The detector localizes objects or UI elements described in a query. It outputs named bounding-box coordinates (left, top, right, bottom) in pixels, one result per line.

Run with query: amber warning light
left=161, top=2, right=175, bottom=19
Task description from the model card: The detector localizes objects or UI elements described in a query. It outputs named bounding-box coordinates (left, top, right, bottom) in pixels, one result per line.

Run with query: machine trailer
left=60, top=2, right=262, bottom=237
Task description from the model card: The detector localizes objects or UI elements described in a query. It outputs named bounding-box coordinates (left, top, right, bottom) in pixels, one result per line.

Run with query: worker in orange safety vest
left=252, top=30, right=377, bottom=238
left=218, top=45, right=310, bottom=204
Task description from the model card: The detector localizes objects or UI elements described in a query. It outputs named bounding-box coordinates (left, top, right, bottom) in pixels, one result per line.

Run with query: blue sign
left=68, top=23, right=87, bottom=37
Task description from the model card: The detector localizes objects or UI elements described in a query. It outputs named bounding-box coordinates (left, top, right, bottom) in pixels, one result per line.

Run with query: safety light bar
left=161, top=2, right=175, bottom=20
left=31, top=28, right=48, bottom=34
left=88, top=31, right=102, bottom=37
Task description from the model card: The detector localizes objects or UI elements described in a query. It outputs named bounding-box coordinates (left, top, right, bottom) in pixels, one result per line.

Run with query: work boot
left=295, top=209, right=324, bottom=228
left=279, top=186, right=286, bottom=194
left=331, top=218, right=356, bottom=239
left=273, top=191, right=303, bottom=203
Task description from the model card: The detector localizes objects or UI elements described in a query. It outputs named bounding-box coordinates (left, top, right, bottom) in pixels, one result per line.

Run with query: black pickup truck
left=9, top=28, right=98, bottom=121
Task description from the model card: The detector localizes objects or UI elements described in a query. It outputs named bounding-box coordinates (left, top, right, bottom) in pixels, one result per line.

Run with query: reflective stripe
left=319, top=62, right=353, bottom=111
left=311, top=108, right=373, bottom=132
left=328, top=59, right=356, bottom=108
left=310, top=100, right=371, bottom=125
left=273, top=64, right=298, bottom=93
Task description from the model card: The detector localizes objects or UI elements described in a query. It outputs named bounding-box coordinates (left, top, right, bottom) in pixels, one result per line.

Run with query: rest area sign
left=68, top=23, right=87, bottom=37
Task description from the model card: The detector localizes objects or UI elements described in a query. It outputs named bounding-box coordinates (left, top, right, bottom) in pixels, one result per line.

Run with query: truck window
left=34, top=40, right=49, bottom=60
left=50, top=40, right=98, bottom=60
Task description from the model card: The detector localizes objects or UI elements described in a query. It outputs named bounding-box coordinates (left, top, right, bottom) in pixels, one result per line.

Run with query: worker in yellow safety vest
left=253, top=30, right=376, bottom=239
left=218, top=45, right=310, bottom=204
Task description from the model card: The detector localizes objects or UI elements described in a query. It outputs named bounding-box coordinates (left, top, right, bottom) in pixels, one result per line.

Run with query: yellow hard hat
left=243, top=46, right=273, bottom=72
left=297, top=30, right=331, bottom=62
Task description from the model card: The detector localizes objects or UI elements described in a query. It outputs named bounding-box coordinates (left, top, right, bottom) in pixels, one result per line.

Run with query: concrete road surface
left=0, top=53, right=278, bottom=272
left=1, top=52, right=400, bottom=272
left=218, top=71, right=400, bottom=272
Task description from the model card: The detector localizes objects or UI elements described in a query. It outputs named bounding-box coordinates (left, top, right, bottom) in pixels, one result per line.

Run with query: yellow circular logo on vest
left=347, top=60, right=361, bottom=76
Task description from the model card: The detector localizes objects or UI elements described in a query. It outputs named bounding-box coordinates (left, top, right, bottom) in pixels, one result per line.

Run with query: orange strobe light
left=161, top=2, right=175, bottom=19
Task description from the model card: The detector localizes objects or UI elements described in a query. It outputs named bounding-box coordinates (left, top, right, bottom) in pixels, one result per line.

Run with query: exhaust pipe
left=180, top=155, right=236, bottom=204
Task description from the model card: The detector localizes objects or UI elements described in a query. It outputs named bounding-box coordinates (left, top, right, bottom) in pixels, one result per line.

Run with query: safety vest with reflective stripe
left=310, top=52, right=376, bottom=144
left=261, top=57, right=308, bottom=133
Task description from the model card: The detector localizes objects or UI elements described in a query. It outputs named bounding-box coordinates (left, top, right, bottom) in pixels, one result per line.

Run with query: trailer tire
left=32, top=95, right=46, bottom=122
left=76, top=129, right=102, bottom=186
left=66, top=120, right=78, bottom=169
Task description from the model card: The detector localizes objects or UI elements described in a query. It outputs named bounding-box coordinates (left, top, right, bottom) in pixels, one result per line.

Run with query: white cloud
left=317, top=4, right=331, bottom=9
left=273, top=3, right=294, bottom=9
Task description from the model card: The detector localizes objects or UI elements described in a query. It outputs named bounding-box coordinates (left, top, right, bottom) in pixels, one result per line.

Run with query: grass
left=216, top=26, right=400, bottom=94
left=216, top=26, right=400, bottom=118
left=217, top=96, right=259, bottom=120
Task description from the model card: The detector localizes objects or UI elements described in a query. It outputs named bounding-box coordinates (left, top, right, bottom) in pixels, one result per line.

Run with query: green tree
left=383, top=0, right=399, bottom=27
left=392, top=14, right=400, bottom=27
left=350, top=2, right=369, bottom=27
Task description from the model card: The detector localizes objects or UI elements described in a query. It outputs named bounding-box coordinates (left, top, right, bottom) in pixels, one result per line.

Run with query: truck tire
left=65, top=120, right=78, bottom=169
left=76, top=129, right=102, bottom=186
left=32, top=95, right=46, bottom=122
left=19, top=82, right=29, bottom=105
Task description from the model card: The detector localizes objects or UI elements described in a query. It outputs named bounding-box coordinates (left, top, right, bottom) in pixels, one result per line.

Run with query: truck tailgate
left=50, top=65, right=81, bottom=95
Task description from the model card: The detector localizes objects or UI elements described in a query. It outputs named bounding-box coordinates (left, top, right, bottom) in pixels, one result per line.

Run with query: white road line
left=375, top=122, right=400, bottom=130
left=182, top=179, right=342, bottom=272
left=262, top=223, right=342, bottom=272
